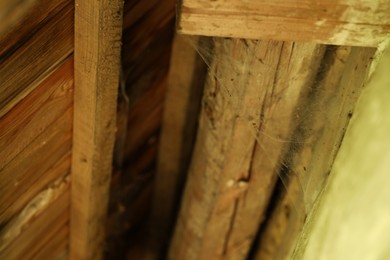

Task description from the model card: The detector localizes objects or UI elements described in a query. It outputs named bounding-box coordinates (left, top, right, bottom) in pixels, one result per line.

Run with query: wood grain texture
left=0, top=58, right=73, bottom=170
left=31, top=224, right=69, bottom=260
left=253, top=46, right=376, bottom=260
left=0, top=0, right=70, bottom=57
left=148, top=34, right=207, bottom=257
left=178, top=0, right=390, bottom=47
left=0, top=1, right=74, bottom=117
left=0, top=0, right=38, bottom=36
left=168, top=39, right=325, bottom=260
left=71, top=0, right=124, bottom=259
left=0, top=57, right=73, bottom=226
left=0, top=177, right=70, bottom=260
left=122, top=0, right=175, bottom=59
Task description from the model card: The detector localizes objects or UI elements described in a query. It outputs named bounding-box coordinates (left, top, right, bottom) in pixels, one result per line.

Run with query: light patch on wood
left=330, top=0, right=389, bottom=46
left=0, top=175, right=70, bottom=252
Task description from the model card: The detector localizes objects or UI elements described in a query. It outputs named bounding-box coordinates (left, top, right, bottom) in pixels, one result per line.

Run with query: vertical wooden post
left=71, top=1, right=124, bottom=259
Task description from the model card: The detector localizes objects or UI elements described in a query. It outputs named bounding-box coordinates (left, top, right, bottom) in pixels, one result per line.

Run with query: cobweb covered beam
left=168, top=39, right=326, bottom=260
left=253, top=46, right=376, bottom=260
left=177, top=0, right=390, bottom=47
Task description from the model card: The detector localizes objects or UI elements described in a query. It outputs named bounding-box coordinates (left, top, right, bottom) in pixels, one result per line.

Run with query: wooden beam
left=253, top=46, right=376, bottom=260
left=148, top=34, right=206, bottom=256
left=177, top=0, right=390, bottom=47
left=71, top=0, right=124, bottom=259
left=168, top=38, right=326, bottom=260
left=292, top=40, right=390, bottom=260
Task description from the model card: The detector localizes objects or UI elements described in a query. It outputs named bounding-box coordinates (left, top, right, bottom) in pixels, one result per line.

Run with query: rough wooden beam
left=168, top=38, right=325, bottom=260
left=177, top=0, right=390, bottom=47
left=148, top=34, right=206, bottom=256
left=71, top=0, right=124, bottom=259
left=253, top=45, right=376, bottom=260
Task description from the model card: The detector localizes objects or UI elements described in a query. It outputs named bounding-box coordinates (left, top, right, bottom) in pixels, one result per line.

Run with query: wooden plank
left=147, top=34, right=207, bottom=257
left=71, top=0, right=124, bottom=259
left=0, top=57, right=73, bottom=224
left=168, top=39, right=325, bottom=260
left=0, top=57, right=73, bottom=170
left=0, top=2, right=74, bottom=117
left=31, top=224, right=69, bottom=260
left=253, top=46, right=376, bottom=260
left=0, top=187, right=70, bottom=260
left=178, top=0, right=390, bottom=47
left=0, top=151, right=72, bottom=225
left=0, top=0, right=70, bottom=57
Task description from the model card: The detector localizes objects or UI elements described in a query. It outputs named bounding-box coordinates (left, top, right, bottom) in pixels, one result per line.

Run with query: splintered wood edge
left=71, top=1, right=124, bottom=260
left=177, top=0, right=390, bottom=47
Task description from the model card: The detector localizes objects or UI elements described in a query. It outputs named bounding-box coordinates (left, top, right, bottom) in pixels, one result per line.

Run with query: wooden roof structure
left=0, top=0, right=389, bottom=259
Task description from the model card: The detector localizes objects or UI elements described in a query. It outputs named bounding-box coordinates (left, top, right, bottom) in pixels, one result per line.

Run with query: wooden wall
left=0, top=0, right=74, bottom=259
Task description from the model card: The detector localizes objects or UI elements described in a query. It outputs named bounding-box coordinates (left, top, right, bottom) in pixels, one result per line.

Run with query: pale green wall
left=293, top=40, right=390, bottom=260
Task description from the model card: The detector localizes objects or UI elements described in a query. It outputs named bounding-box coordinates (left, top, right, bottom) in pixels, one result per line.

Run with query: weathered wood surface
left=0, top=1, right=73, bottom=117
left=253, top=46, right=376, bottom=260
left=178, top=0, right=390, bottom=47
left=71, top=0, right=124, bottom=259
left=0, top=59, right=73, bottom=228
left=147, top=34, right=207, bottom=257
left=169, top=38, right=326, bottom=260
